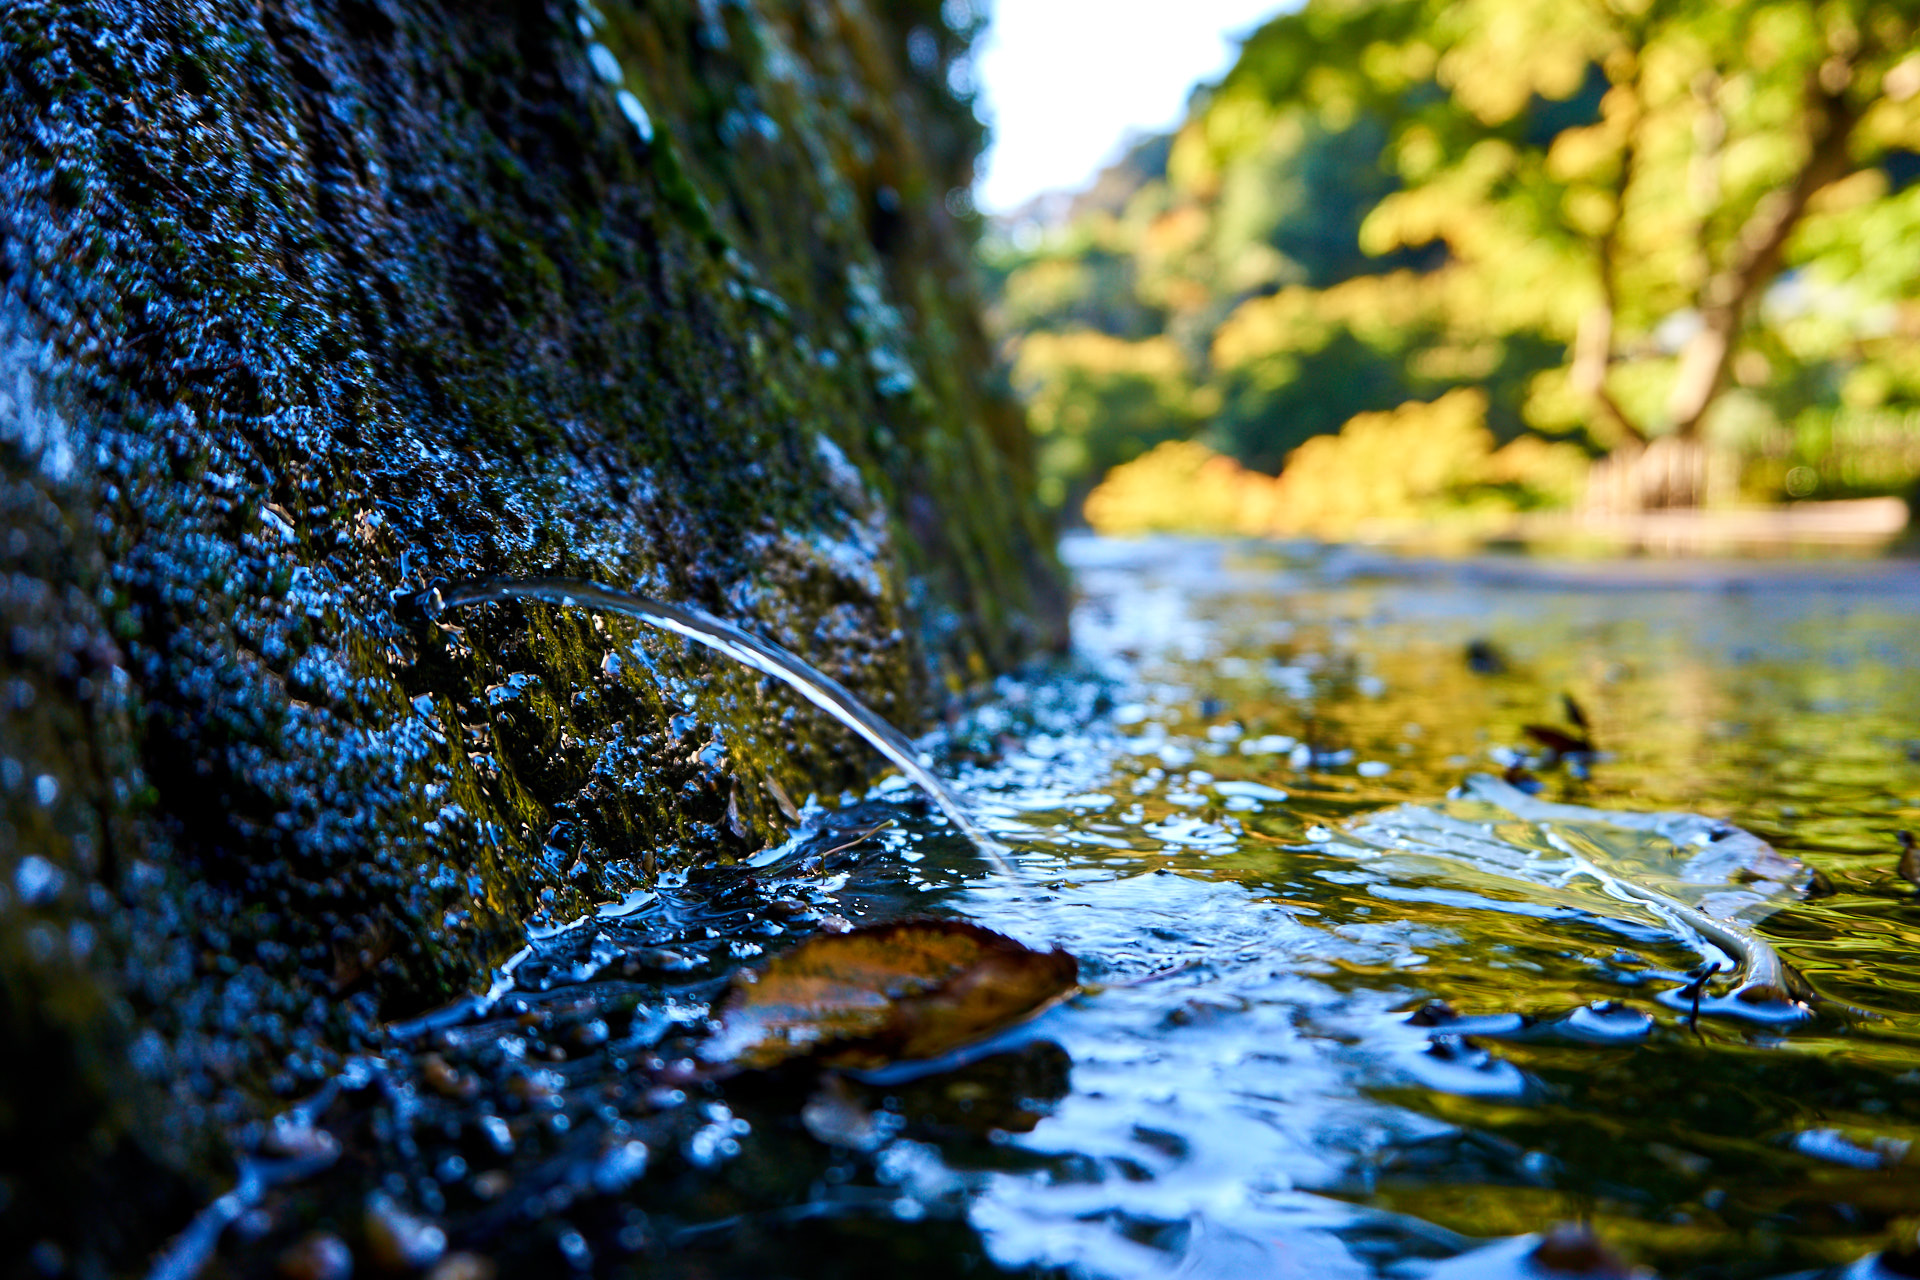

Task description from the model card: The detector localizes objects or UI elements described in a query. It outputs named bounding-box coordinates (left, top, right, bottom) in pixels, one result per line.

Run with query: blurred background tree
left=984, top=0, right=1920, bottom=531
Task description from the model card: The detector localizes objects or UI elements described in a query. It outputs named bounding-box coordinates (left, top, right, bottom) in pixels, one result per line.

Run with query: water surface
left=213, top=538, right=1920, bottom=1278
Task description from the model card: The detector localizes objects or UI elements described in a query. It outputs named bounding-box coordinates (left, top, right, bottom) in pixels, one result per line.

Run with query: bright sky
left=971, top=0, right=1292, bottom=214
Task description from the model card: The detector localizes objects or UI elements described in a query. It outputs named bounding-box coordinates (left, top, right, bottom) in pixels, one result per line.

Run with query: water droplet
left=15, top=855, right=62, bottom=905
left=617, top=90, right=653, bottom=143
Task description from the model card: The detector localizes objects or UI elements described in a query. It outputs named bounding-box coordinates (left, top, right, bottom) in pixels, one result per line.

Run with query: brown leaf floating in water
left=703, top=919, right=1078, bottom=1073
left=1521, top=724, right=1591, bottom=757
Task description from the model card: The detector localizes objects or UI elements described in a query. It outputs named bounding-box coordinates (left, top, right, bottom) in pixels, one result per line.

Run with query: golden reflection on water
left=1006, top=540, right=1920, bottom=1273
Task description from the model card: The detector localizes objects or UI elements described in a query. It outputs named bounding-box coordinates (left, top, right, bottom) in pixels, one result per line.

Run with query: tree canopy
left=987, top=0, right=1920, bottom=523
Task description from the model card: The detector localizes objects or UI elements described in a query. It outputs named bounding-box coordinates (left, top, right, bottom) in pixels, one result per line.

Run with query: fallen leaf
left=1326, top=774, right=1822, bottom=1017
left=1562, top=692, right=1592, bottom=735
left=1521, top=724, right=1591, bottom=756
left=704, top=919, right=1077, bottom=1072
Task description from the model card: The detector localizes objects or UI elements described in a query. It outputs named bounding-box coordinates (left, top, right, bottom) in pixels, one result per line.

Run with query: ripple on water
left=211, top=541, right=1920, bottom=1278
left=899, top=538, right=1920, bottom=1277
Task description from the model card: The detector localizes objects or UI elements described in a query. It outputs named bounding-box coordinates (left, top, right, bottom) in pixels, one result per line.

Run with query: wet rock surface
left=0, top=0, right=1060, bottom=1269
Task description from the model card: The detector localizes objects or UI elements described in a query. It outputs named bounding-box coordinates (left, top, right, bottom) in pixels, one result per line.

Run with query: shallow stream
left=206, top=537, right=1920, bottom=1279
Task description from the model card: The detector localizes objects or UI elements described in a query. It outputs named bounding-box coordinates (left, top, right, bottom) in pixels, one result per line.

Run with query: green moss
left=0, top=0, right=1059, bottom=1266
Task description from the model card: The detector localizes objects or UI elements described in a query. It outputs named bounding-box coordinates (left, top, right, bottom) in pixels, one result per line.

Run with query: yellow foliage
left=1807, top=168, right=1890, bottom=217
left=1165, top=119, right=1219, bottom=198
left=999, top=0, right=1920, bottom=512
left=1395, top=124, right=1445, bottom=181
left=1362, top=38, right=1437, bottom=92
left=1408, top=342, right=1503, bottom=380
left=998, top=258, right=1092, bottom=328
left=1522, top=366, right=1589, bottom=436
left=1140, top=205, right=1210, bottom=259
left=1211, top=286, right=1339, bottom=367
left=1084, top=390, right=1590, bottom=539
left=1860, top=91, right=1920, bottom=152
left=1437, top=0, right=1615, bottom=125
left=1083, top=441, right=1285, bottom=536
left=1211, top=271, right=1449, bottom=369
left=1562, top=187, right=1618, bottom=237
left=1014, top=330, right=1189, bottom=389
left=1010, top=331, right=1203, bottom=506
left=1546, top=121, right=1624, bottom=184
left=1483, top=434, right=1590, bottom=501
left=1272, top=389, right=1496, bottom=534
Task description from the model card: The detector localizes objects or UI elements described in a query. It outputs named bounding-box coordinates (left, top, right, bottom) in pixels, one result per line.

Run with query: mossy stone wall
left=0, top=0, right=1060, bottom=1269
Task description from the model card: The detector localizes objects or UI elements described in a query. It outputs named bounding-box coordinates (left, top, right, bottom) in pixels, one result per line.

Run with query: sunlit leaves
left=1085, top=391, right=1587, bottom=538
left=1010, top=331, right=1207, bottom=505
left=987, top=0, right=1920, bottom=508
left=1432, top=0, right=1615, bottom=125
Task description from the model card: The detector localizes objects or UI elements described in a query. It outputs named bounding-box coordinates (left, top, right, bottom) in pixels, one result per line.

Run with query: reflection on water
left=216, top=537, right=1920, bottom=1278
left=927, top=538, right=1920, bottom=1277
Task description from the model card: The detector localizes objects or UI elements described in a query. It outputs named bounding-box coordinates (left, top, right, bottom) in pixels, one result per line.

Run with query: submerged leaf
left=1319, top=774, right=1820, bottom=1017
left=704, top=919, right=1078, bottom=1072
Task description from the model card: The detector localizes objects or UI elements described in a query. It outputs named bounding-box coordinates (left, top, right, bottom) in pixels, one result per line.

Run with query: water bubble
left=906, top=27, right=939, bottom=73
left=557, top=1229, right=591, bottom=1270
left=591, top=1140, right=650, bottom=1193
left=479, top=1115, right=513, bottom=1155
left=15, top=855, right=62, bottom=905
left=617, top=91, right=654, bottom=143
left=363, top=1194, right=445, bottom=1271
left=587, top=43, right=622, bottom=84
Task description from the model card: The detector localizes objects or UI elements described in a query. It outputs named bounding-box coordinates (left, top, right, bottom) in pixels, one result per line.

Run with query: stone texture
left=0, top=0, right=1061, bottom=1269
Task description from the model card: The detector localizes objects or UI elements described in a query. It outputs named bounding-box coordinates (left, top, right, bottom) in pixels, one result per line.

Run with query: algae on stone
left=0, top=0, right=1059, bottom=1267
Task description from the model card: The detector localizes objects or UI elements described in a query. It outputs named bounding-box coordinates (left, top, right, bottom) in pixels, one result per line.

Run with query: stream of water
left=420, top=576, right=1009, bottom=868
left=206, top=538, right=1920, bottom=1279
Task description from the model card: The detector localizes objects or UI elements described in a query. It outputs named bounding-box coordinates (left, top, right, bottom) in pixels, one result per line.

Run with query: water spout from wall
left=416, top=577, right=1012, bottom=874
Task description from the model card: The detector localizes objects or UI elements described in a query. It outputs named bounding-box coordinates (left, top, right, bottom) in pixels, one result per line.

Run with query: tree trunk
left=0, top=0, right=1063, bottom=1268
left=1668, top=72, right=1860, bottom=438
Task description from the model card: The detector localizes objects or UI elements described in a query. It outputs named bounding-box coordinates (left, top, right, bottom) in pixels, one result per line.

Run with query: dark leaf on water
left=1465, top=638, right=1507, bottom=675
left=1500, top=763, right=1545, bottom=795
left=1561, top=692, right=1592, bottom=735
left=1522, top=724, right=1592, bottom=756
left=704, top=919, right=1078, bottom=1072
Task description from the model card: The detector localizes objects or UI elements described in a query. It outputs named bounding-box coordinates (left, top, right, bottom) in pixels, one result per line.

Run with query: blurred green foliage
left=984, top=0, right=1920, bottom=527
